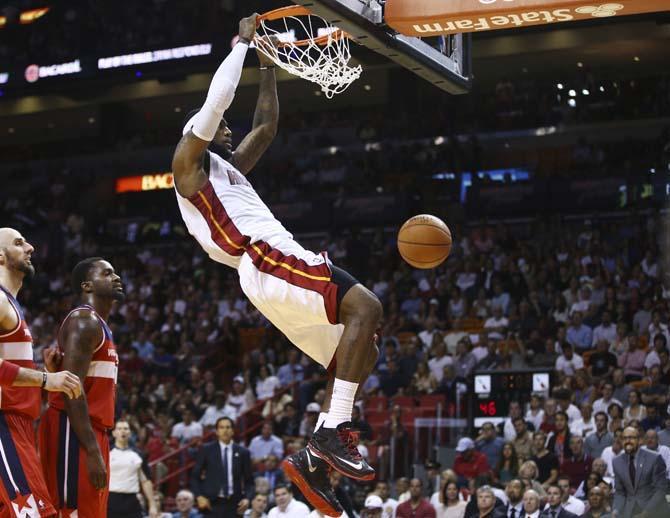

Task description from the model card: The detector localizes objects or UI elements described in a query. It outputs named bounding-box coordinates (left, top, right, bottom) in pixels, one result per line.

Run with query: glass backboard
left=291, top=0, right=472, bottom=94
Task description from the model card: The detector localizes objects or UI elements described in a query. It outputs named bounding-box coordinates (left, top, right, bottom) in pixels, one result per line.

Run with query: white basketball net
left=254, top=12, right=362, bottom=99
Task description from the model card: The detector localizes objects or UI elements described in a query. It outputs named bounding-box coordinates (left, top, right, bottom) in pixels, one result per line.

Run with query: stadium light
left=20, top=7, right=49, bottom=24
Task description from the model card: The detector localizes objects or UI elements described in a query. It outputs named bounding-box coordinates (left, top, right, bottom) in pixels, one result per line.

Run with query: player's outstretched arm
left=0, top=292, right=81, bottom=398
left=60, top=310, right=108, bottom=490
left=0, top=358, right=80, bottom=398
left=172, top=14, right=258, bottom=197
left=231, top=39, right=279, bottom=176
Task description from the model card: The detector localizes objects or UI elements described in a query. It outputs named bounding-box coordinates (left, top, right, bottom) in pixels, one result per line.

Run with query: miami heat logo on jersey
left=226, top=167, right=251, bottom=187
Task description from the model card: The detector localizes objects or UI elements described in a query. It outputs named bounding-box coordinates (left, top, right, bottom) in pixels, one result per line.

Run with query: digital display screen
left=474, top=374, right=491, bottom=394
left=533, top=373, right=550, bottom=393
left=474, top=371, right=546, bottom=394
left=475, top=398, right=510, bottom=419
left=470, top=370, right=552, bottom=429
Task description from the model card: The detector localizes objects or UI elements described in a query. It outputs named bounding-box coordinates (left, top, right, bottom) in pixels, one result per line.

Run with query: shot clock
left=471, top=369, right=553, bottom=428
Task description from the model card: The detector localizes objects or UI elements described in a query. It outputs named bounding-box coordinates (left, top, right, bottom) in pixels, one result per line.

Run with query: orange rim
left=257, top=5, right=312, bottom=22
left=256, top=6, right=350, bottom=48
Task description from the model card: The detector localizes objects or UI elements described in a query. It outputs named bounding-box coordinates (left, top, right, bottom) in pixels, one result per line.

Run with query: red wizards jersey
left=0, top=285, right=41, bottom=420
left=49, top=305, right=118, bottom=430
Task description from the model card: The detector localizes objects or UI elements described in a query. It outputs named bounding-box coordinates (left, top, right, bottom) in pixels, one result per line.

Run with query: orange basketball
left=397, top=214, right=452, bottom=269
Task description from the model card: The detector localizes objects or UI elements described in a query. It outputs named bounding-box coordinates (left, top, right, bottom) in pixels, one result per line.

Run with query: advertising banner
left=385, top=0, right=669, bottom=36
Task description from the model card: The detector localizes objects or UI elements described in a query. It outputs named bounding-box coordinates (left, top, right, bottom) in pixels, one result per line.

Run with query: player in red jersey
left=0, top=228, right=82, bottom=518
left=39, top=257, right=124, bottom=518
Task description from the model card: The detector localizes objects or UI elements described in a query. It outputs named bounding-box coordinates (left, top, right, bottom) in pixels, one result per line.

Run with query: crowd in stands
left=2, top=4, right=670, bottom=514
left=6, top=154, right=669, bottom=515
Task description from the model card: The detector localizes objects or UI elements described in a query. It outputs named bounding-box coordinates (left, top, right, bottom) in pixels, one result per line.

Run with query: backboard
left=291, top=0, right=473, bottom=95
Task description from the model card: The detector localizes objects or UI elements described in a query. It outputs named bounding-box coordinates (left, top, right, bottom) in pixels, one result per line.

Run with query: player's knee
left=341, top=285, right=382, bottom=326
left=360, top=290, right=383, bottom=326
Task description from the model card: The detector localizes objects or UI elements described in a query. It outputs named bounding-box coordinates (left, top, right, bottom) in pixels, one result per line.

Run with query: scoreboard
left=471, top=369, right=553, bottom=428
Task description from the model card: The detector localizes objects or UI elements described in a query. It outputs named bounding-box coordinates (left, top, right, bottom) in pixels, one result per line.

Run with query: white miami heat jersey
left=176, top=151, right=294, bottom=269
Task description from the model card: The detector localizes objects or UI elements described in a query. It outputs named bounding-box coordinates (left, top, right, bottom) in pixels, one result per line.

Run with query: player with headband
left=172, top=14, right=381, bottom=517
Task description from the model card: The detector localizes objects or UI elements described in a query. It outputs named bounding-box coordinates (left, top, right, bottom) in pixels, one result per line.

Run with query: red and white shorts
left=38, top=408, right=109, bottom=518
left=0, top=412, right=55, bottom=517
left=240, top=240, right=351, bottom=369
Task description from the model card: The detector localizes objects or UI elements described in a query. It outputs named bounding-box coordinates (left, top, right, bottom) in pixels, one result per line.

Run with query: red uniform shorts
left=38, top=408, right=109, bottom=518
left=0, top=412, right=55, bottom=517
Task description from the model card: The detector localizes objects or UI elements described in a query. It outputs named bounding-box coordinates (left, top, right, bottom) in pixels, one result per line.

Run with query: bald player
left=172, top=14, right=381, bottom=516
left=0, top=228, right=81, bottom=517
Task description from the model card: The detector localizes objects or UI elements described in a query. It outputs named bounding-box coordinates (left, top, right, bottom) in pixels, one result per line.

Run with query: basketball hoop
left=254, top=6, right=362, bottom=99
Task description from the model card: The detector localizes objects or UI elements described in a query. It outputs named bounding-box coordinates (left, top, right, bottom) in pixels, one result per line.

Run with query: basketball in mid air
left=397, top=215, right=452, bottom=269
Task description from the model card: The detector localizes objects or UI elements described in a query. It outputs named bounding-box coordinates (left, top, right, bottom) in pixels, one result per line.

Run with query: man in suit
left=612, top=426, right=668, bottom=518
left=522, top=490, right=541, bottom=518
left=504, top=479, right=524, bottom=518
left=191, top=417, right=254, bottom=517
left=540, top=485, right=577, bottom=518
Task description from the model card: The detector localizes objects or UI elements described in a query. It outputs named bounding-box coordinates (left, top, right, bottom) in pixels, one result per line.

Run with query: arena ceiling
left=0, top=13, right=668, bottom=144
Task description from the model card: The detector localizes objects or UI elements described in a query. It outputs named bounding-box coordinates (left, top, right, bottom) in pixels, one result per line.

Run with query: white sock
left=315, top=412, right=328, bottom=432
left=323, top=378, right=358, bottom=429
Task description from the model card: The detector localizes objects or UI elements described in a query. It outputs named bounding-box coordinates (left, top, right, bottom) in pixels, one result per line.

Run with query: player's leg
left=320, top=336, right=379, bottom=414
left=0, top=413, right=57, bottom=517
left=308, top=283, right=382, bottom=480
left=237, top=251, right=380, bottom=486
left=283, top=325, right=379, bottom=512
left=53, top=411, right=81, bottom=516
left=72, top=426, right=110, bottom=518
left=37, top=408, right=60, bottom=511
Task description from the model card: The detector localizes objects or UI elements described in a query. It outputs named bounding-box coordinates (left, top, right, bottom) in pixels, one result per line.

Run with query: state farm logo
left=575, top=4, right=624, bottom=17
left=411, top=2, right=628, bottom=34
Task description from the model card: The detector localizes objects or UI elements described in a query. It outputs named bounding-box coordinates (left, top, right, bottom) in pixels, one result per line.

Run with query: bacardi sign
left=385, top=0, right=669, bottom=36
left=115, top=173, right=174, bottom=193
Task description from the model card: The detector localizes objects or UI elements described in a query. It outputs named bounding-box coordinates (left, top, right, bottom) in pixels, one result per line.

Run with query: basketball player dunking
left=172, top=15, right=381, bottom=516
left=0, top=228, right=82, bottom=518
left=39, top=258, right=123, bottom=518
